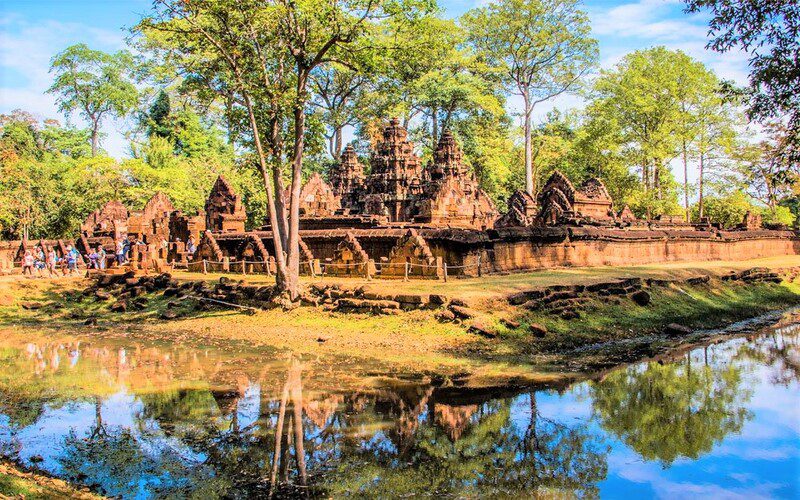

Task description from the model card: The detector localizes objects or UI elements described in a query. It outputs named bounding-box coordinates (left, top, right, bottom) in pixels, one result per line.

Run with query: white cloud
left=0, top=14, right=129, bottom=157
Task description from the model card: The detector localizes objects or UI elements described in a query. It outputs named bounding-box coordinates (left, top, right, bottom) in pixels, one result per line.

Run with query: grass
left=0, top=461, right=102, bottom=499
left=1, top=254, right=799, bottom=381
left=489, top=280, right=800, bottom=358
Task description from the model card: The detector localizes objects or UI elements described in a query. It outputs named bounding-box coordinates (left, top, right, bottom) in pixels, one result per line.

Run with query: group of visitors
left=21, top=244, right=82, bottom=277
left=18, top=234, right=197, bottom=279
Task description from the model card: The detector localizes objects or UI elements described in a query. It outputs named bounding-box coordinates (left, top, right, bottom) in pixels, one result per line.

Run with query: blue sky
left=0, top=0, right=752, bottom=163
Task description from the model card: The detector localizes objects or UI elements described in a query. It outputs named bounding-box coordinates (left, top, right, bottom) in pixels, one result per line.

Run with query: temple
left=1, top=118, right=798, bottom=275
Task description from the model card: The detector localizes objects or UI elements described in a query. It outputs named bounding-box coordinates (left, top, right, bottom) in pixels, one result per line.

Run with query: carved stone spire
left=431, top=130, right=464, bottom=179
left=330, top=144, right=364, bottom=198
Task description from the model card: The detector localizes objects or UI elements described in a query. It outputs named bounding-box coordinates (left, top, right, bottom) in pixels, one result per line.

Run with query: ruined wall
left=489, top=230, right=800, bottom=272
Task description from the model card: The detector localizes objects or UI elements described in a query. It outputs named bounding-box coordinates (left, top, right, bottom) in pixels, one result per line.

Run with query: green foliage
left=145, top=89, right=172, bottom=139
left=692, top=192, right=750, bottom=228
left=592, top=359, right=752, bottom=466
left=48, top=44, right=139, bottom=155
left=686, top=0, right=800, bottom=164
left=762, top=205, right=795, bottom=227
left=463, top=0, right=598, bottom=193
left=0, top=108, right=263, bottom=239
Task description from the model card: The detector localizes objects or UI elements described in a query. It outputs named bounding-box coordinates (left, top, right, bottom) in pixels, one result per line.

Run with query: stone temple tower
left=329, top=144, right=365, bottom=212
left=363, top=118, right=422, bottom=221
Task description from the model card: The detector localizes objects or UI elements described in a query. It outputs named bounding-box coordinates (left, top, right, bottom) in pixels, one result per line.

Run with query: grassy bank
left=474, top=278, right=800, bottom=369
left=1, top=256, right=799, bottom=381
left=0, top=461, right=103, bottom=499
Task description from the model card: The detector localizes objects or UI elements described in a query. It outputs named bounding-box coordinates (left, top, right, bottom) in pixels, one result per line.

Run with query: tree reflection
left=591, top=354, right=753, bottom=466
left=320, top=391, right=609, bottom=497
left=736, top=327, right=800, bottom=386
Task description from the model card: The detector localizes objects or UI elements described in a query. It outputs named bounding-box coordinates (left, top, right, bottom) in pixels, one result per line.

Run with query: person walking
left=97, top=245, right=107, bottom=270
left=46, top=248, right=58, bottom=277
left=22, top=250, right=34, bottom=276
left=65, top=245, right=79, bottom=275
left=116, top=239, right=126, bottom=266
left=87, top=247, right=100, bottom=270
left=34, top=246, right=46, bottom=277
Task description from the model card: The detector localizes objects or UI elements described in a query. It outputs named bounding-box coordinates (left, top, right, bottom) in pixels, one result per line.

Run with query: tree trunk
left=285, top=76, right=308, bottom=300
left=242, top=94, right=290, bottom=291
left=698, top=152, right=705, bottom=219
left=431, top=108, right=439, bottom=148
left=682, top=141, right=690, bottom=222
left=90, top=119, right=99, bottom=157
left=269, top=116, right=289, bottom=253
left=334, top=127, right=343, bottom=160
left=523, top=96, right=534, bottom=196
left=654, top=162, right=662, bottom=200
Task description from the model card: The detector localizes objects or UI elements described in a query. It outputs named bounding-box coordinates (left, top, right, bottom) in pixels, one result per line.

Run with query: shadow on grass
left=0, top=283, right=238, bottom=330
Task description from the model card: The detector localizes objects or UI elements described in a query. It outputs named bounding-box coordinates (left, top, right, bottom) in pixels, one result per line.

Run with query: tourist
left=97, top=245, right=107, bottom=270
left=87, top=247, right=100, bottom=269
left=187, top=236, right=196, bottom=257
left=34, top=246, right=46, bottom=277
left=115, top=238, right=126, bottom=266
left=22, top=250, right=34, bottom=276
left=46, top=248, right=58, bottom=277
left=65, top=245, right=80, bottom=275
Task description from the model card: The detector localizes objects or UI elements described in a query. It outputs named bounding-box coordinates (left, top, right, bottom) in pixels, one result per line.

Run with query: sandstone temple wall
left=489, top=232, right=799, bottom=273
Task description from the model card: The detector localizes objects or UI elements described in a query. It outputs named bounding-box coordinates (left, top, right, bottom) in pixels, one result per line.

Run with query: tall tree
left=686, top=0, right=800, bottom=163
left=674, top=60, right=725, bottom=221
left=589, top=47, right=713, bottom=217
left=311, top=65, right=371, bottom=160
left=138, top=0, right=433, bottom=301
left=48, top=44, right=139, bottom=156
left=462, top=0, right=597, bottom=195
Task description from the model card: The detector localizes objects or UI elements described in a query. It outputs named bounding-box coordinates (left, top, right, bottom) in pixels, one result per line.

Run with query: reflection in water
left=591, top=352, right=752, bottom=466
left=0, top=319, right=798, bottom=498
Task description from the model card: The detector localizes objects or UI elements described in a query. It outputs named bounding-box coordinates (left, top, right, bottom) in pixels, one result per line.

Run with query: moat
left=0, top=314, right=798, bottom=498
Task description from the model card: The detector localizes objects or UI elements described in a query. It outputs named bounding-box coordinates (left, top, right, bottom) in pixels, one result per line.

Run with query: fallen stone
left=528, top=323, right=548, bottom=337
left=94, top=290, right=112, bottom=301
left=686, top=275, right=710, bottom=285
left=338, top=298, right=400, bottom=310
left=664, top=323, right=692, bottom=336
left=20, top=301, right=44, bottom=310
left=96, top=274, right=116, bottom=287
left=160, top=310, right=179, bottom=320
left=110, top=301, right=127, bottom=313
left=394, top=294, right=428, bottom=304
left=449, top=305, right=476, bottom=320
left=500, top=318, right=520, bottom=329
left=449, top=298, right=468, bottom=307
left=546, top=290, right=579, bottom=302
left=468, top=321, right=497, bottom=338
left=84, top=317, right=98, bottom=326
left=560, top=310, right=580, bottom=320
left=219, top=276, right=231, bottom=285
left=436, top=309, right=457, bottom=322
left=631, top=290, right=651, bottom=306
left=429, top=294, right=448, bottom=306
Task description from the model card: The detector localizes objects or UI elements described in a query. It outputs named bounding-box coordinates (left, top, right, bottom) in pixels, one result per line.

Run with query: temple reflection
left=0, top=327, right=796, bottom=498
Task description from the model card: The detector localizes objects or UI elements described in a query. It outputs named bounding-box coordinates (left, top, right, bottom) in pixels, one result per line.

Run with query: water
left=0, top=317, right=798, bottom=498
